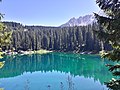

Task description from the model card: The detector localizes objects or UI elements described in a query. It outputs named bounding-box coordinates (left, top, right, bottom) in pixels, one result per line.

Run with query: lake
left=0, top=52, right=114, bottom=90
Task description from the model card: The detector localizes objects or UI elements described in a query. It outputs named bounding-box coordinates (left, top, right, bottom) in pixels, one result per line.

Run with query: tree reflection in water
left=0, top=52, right=115, bottom=90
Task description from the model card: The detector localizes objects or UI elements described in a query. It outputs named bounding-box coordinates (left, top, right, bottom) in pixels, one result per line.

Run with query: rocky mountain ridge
left=61, top=15, right=96, bottom=27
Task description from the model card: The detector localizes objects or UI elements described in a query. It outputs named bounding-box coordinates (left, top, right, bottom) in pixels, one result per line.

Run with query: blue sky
left=0, top=0, right=100, bottom=26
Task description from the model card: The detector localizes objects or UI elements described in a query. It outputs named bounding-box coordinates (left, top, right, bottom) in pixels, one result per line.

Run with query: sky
left=0, top=0, right=100, bottom=26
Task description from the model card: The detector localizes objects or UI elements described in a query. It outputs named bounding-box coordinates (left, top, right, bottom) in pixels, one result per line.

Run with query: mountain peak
left=60, top=14, right=96, bottom=27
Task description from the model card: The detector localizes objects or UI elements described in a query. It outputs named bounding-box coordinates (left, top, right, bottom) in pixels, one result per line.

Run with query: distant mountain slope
left=60, top=15, right=96, bottom=27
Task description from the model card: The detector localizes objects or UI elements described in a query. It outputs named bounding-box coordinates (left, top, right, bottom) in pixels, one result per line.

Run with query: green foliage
left=0, top=22, right=12, bottom=49
left=4, top=22, right=105, bottom=52
left=95, top=0, right=120, bottom=89
left=0, top=23, right=12, bottom=47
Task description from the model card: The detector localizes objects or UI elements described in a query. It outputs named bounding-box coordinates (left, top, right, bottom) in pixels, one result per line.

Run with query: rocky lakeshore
left=0, top=49, right=53, bottom=58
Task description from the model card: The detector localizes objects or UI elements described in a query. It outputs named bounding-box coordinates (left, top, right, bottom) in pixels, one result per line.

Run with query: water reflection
left=0, top=52, right=113, bottom=85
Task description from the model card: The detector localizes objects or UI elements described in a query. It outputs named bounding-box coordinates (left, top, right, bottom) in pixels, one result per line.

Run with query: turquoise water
left=0, top=52, right=114, bottom=90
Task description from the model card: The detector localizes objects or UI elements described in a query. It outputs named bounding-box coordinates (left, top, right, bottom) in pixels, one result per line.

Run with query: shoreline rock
left=0, top=49, right=101, bottom=57
left=2, top=49, right=53, bottom=56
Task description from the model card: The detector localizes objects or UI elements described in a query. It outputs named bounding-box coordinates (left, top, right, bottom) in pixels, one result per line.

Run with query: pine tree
left=0, top=22, right=12, bottom=49
left=95, top=0, right=120, bottom=89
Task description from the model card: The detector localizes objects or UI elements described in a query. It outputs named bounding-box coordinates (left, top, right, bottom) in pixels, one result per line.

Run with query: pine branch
left=105, top=79, right=120, bottom=90
left=113, top=71, right=120, bottom=76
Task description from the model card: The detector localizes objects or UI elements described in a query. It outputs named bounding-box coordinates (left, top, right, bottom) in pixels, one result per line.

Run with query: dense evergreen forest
left=3, top=22, right=111, bottom=52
